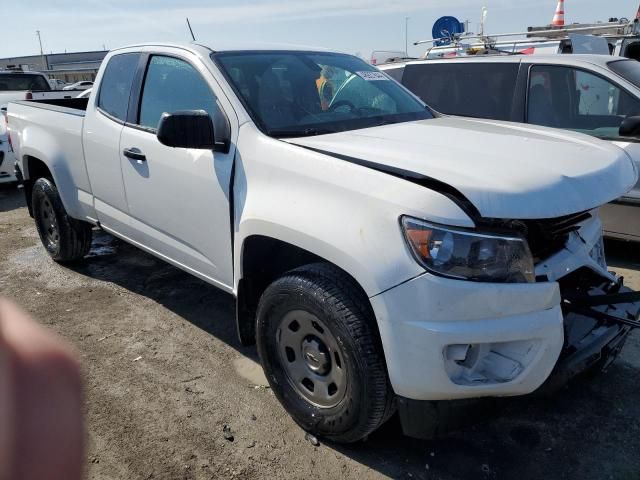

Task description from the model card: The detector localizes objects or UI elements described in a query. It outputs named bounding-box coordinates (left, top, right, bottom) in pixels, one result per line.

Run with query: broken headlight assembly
left=401, top=217, right=535, bottom=283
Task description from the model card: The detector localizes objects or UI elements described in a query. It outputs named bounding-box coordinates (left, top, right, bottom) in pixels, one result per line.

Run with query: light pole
left=35, top=30, right=48, bottom=71
left=405, top=17, right=410, bottom=55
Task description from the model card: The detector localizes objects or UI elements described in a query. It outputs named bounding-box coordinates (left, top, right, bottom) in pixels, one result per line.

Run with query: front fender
left=233, top=123, right=474, bottom=298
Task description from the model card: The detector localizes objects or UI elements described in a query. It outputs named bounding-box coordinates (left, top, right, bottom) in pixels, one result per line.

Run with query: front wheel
left=256, top=263, right=394, bottom=443
left=32, top=177, right=92, bottom=263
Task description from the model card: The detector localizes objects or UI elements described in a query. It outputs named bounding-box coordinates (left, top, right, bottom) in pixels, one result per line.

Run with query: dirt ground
left=1, top=183, right=639, bottom=480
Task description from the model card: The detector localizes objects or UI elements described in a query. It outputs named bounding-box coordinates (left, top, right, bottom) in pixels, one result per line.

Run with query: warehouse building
left=0, top=50, right=108, bottom=83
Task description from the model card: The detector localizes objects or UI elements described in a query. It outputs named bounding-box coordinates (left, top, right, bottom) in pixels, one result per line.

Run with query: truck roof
left=381, top=53, right=629, bottom=69
left=109, top=42, right=337, bottom=56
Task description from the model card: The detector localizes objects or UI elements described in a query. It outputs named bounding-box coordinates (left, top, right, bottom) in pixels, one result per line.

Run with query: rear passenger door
left=83, top=52, right=141, bottom=231
left=401, top=62, right=522, bottom=121
left=118, top=52, right=236, bottom=291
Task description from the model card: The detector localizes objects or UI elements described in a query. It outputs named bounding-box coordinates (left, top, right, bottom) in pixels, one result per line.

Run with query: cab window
left=527, top=65, right=640, bottom=140
left=138, top=56, right=220, bottom=131
left=97, top=53, right=140, bottom=122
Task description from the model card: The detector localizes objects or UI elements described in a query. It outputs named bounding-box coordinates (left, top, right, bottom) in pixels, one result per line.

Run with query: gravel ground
left=1, top=183, right=639, bottom=480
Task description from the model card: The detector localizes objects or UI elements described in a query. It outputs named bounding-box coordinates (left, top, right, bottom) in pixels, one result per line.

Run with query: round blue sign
left=432, top=16, right=464, bottom=46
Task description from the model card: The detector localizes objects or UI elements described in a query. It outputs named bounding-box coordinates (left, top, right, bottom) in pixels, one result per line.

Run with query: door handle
left=123, top=147, right=146, bottom=162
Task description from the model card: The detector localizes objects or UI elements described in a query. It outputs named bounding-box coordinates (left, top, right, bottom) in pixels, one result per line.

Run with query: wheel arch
left=236, top=235, right=376, bottom=346
left=22, top=155, right=55, bottom=216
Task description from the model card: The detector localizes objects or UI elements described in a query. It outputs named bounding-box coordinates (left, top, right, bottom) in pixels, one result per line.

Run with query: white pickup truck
left=0, top=71, right=78, bottom=107
left=8, top=43, right=640, bottom=442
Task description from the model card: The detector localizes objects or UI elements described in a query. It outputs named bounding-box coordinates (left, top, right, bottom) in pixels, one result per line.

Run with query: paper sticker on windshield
left=356, top=71, right=389, bottom=81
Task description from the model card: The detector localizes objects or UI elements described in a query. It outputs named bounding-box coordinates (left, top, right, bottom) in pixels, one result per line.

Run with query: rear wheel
left=32, top=177, right=92, bottom=262
left=256, top=263, right=394, bottom=443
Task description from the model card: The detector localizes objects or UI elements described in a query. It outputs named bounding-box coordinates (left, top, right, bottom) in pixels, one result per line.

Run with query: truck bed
left=0, top=90, right=81, bottom=109
left=13, top=97, right=89, bottom=115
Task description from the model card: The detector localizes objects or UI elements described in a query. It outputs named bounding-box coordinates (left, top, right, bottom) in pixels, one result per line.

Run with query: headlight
left=401, top=217, right=535, bottom=283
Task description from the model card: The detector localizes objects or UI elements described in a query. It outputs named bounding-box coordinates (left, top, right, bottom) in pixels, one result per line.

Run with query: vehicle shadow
left=69, top=231, right=640, bottom=480
left=0, top=183, right=24, bottom=212
left=605, top=237, right=640, bottom=270
left=333, top=361, right=640, bottom=479
left=68, top=231, right=257, bottom=363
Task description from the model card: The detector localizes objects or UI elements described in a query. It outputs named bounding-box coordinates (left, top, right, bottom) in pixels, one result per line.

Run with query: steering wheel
left=329, top=100, right=356, bottom=113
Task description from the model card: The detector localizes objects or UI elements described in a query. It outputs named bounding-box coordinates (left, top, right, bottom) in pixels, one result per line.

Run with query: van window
left=622, top=40, right=640, bottom=61
left=138, top=56, right=219, bottom=131
left=402, top=63, right=519, bottom=120
left=97, top=53, right=140, bottom=122
left=384, top=66, right=405, bottom=82
left=527, top=65, right=640, bottom=140
left=609, top=60, right=640, bottom=89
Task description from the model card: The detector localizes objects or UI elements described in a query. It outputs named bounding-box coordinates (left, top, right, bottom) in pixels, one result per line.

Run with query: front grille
left=480, top=211, right=592, bottom=262
left=521, top=211, right=592, bottom=261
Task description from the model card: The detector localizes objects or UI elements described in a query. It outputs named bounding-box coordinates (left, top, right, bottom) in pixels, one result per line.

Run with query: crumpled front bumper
left=370, top=273, right=566, bottom=402
left=391, top=280, right=639, bottom=439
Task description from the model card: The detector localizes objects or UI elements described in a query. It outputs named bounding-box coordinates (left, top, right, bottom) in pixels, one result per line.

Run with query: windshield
left=609, top=59, right=640, bottom=89
left=213, top=51, right=432, bottom=137
left=0, top=74, right=50, bottom=91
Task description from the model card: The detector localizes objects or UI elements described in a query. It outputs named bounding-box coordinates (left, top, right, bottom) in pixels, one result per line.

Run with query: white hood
left=287, top=117, right=637, bottom=220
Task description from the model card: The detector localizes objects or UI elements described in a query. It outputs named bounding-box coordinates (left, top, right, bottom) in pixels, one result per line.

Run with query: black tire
left=32, top=177, right=92, bottom=262
left=256, top=263, right=394, bottom=443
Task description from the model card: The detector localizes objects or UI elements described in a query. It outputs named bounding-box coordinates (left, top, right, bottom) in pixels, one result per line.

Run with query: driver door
left=119, top=53, right=236, bottom=290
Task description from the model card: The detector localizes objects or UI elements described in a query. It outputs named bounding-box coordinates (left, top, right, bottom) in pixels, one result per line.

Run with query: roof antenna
left=186, top=18, right=196, bottom=42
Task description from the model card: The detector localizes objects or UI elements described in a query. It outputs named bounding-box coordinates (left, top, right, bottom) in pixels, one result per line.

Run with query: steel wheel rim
left=276, top=310, right=348, bottom=408
left=37, top=197, right=59, bottom=249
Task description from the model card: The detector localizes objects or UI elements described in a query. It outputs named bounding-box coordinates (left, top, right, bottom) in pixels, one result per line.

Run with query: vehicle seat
left=258, top=70, right=296, bottom=128
left=288, top=72, right=322, bottom=120
left=528, top=85, right=557, bottom=128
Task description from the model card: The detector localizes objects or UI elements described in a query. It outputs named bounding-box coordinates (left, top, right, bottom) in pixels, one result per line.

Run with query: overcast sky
left=1, top=0, right=637, bottom=59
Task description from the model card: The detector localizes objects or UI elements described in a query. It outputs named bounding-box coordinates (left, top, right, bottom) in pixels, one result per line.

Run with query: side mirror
left=157, top=110, right=217, bottom=150
left=619, top=116, right=640, bottom=138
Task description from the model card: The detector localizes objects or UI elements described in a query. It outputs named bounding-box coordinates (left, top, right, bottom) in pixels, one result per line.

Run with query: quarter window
left=138, top=56, right=219, bottom=130
left=97, top=53, right=140, bottom=122
left=527, top=65, right=640, bottom=140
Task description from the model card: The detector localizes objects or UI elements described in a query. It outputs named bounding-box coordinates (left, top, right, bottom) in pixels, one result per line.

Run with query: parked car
left=0, top=71, right=77, bottom=108
left=8, top=43, right=640, bottom=442
left=381, top=55, right=640, bottom=241
left=48, top=78, right=68, bottom=90
left=62, top=81, right=93, bottom=91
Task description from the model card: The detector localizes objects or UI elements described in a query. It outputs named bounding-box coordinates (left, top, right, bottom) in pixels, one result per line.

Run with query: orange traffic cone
left=552, top=0, right=565, bottom=27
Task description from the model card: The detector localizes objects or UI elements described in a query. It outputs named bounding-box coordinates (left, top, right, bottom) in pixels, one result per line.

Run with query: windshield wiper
left=269, top=127, right=337, bottom=138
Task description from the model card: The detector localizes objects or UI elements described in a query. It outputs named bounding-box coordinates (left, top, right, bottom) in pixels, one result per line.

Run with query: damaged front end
left=541, top=268, right=640, bottom=392
left=510, top=211, right=640, bottom=391
left=482, top=210, right=640, bottom=390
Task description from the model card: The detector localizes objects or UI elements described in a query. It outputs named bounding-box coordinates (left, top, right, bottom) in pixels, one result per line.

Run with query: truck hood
left=286, top=117, right=637, bottom=220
